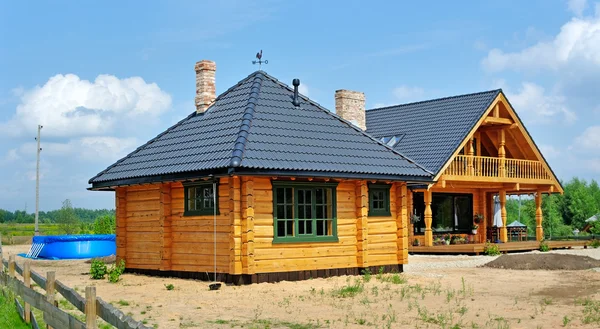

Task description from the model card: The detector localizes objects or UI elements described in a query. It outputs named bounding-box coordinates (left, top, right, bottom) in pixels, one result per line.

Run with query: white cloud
left=505, top=82, right=576, bottom=124
left=568, top=0, right=588, bottom=16
left=482, top=11, right=600, bottom=72
left=0, top=149, right=20, bottom=165
left=574, top=125, right=600, bottom=150
left=393, top=85, right=425, bottom=103
left=1, top=74, right=172, bottom=138
left=298, top=83, right=309, bottom=97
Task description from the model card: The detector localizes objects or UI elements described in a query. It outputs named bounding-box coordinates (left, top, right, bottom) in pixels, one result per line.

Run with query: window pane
left=286, top=220, right=294, bottom=236
left=316, top=206, right=324, bottom=219
left=316, top=219, right=324, bottom=236
left=285, top=188, right=293, bottom=204
left=276, top=205, right=285, bottom=219
left=276, top=187, right=284, bottom=204
left=432, top=195, right=453, bottom=231
left=299, top=220, right=305, bottom=235
left=455, top=196, right=472, bottom=231
left=277, top=220, right=286, bottom=237
left=298, top=206, right=304, bottom=219
left=316, top=188, right=323, bottom=204
left=285, top=205, right=293, bottom=219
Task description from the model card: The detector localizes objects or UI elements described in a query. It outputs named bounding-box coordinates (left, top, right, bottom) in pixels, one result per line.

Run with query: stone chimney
left=194, top=60, right=216, bottom=114
left=335, top=90, right=366, bottom=130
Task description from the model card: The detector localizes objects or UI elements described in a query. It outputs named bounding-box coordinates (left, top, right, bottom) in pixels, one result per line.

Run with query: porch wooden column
left=499, top=190, right=507, bottom=242
left=424, top=190, right=433, bottom=246
left=498, top=129, right=506, bottom=177
left=535, top=191, right=544, bottom=241
left=468, top=137, right=475, bottom=176
left=479, top=190, right=486, bottom=243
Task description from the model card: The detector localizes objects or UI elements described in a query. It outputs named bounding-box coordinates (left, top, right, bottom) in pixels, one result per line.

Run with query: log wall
left=116, top=178, right=231, bottom=273
left=116, top=176, right=409, bottom=278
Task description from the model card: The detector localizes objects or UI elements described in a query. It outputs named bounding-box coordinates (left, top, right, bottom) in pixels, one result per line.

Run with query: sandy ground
left=3, top=245, right=600, bottom=329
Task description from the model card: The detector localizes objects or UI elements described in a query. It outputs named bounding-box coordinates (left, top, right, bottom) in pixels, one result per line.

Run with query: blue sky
left=1, top=0, right=599, bottom=211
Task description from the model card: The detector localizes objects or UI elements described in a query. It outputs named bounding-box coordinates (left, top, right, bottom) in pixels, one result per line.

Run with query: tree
left=93, top=215, right=116, bottom=234
left=56, top=199, right=80, bottom=235
left=563, top=178, right=598, bottom=228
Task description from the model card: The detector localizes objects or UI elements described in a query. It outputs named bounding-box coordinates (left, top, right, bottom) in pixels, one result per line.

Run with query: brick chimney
left=335, top=90, right=366, bottom=130
left=194, top=60, right=216, bottom=114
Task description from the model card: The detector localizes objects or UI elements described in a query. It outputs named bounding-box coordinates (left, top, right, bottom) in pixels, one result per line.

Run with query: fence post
left=8, top=254, right=15, bottom=278
left=0, top=233, right=3, bottom=272
left=85, top=286, right=97, bottom=329
left=24, top=260, right=31, bottom=324
left=46, top=271, right=55, bottom=329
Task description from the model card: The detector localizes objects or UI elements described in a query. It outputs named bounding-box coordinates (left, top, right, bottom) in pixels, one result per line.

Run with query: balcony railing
left=444, top=155, right=551, bottom=181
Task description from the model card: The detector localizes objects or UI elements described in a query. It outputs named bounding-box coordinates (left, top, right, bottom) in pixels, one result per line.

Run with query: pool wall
left=30, top=234, right=116, bottom=259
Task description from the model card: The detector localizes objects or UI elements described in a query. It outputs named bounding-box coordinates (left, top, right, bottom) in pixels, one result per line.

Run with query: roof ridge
left=367, top=89, right=503, bottom=112
left=229, top=72, right=264, bottom=167
left=257, top=72, right=433, bottom=176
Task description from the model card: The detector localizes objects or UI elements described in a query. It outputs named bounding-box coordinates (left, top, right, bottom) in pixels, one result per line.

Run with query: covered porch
left=408, top=183, right=551, bottom=248
left=409, top=240, right=588, bottom=255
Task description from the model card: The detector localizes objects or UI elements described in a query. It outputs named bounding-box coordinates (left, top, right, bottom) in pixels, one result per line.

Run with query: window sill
left=272, top=236, right=339, bottom=244
left=368, top=211, right=391, bottom=217
left=183, top=210, right=220, bottom=217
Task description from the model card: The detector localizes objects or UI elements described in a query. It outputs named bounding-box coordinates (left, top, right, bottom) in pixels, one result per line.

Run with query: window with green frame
left=272, top=182, right=338, bottom=243
left=184, top=182, right=219, bottom=216
left=368, top=184, right=391, bottom=216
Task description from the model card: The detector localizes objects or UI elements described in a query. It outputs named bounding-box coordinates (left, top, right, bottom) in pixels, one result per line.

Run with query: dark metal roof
left=90, top=71, right=432, bottom=187
left=366, top=89, right=501, bottom=175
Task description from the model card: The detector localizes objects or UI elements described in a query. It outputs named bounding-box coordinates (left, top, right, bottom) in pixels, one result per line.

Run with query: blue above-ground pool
left=25, top=234, right=116, bottom=260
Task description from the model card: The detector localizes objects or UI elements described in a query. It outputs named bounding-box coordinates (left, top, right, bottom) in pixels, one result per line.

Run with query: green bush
left=589, top=239, right=600, bottom=248
left=107, top=260, right=126, bottom=283
left=483, top=242, right=501, bottom=256
left=90, top=259, right=107, bottom=280
left=539, top=240, right=550, bottom=252
left=93, top=215, right=116, bottom=234
left=165, top=284, right=175, bottom=291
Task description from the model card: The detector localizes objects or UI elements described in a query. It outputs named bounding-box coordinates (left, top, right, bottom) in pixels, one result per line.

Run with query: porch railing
left=444, top=155, right=551, bottom=180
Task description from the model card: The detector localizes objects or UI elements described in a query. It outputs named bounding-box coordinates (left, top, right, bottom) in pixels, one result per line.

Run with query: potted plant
left=474, top=213, right=484, bottom=224
left=413, top=238, right=420, bottom=246
left=472, top=224, right=479, bottom=235
left=443, top=234, right=451, bottom=245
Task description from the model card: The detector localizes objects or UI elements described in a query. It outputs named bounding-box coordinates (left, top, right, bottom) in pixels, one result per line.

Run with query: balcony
left=443, top=155, right=552, bottom=183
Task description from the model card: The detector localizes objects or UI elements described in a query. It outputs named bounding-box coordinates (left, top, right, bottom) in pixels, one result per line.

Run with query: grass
left=0, top=290, right=30, bottom=329
left=118, top=299, right=130, bottom=306
left=331, top=280, right=364, bottom=298
left=208, top=318, right=320, bottom=329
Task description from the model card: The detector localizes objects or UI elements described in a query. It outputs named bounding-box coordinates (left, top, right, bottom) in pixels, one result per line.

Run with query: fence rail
left=445, top=155, right=552, bottom=181
left=0, top=234, right=150, bottom=329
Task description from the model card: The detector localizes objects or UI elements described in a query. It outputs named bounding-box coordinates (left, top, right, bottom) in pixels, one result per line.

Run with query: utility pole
left=34, top=125, right=43, bottom=236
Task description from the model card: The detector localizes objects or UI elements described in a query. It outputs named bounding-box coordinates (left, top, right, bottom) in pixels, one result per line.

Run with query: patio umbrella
left=493, top=195, right=503, bottom=227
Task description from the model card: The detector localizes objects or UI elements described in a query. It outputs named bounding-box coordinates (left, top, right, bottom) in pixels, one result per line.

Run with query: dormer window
left=379, top=135, right=404, bottom=148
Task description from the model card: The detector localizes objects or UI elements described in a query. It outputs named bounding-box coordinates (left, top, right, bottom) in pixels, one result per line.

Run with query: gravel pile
left=404, top=255, right=497, bottom=274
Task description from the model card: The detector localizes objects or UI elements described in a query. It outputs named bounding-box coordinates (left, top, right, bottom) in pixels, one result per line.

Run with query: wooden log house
left=89, top=60, right=562, bottom=283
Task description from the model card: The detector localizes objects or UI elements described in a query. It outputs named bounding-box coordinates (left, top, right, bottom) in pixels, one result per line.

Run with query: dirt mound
left=484, top=253, right=600, bottom=270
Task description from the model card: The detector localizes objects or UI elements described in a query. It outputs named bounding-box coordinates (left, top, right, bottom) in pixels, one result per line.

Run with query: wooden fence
left=0, top=238, right=151, bottom=329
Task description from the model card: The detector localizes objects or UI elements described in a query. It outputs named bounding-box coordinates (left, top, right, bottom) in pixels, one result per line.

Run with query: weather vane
left=252, top=50, right=268, bottom=69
